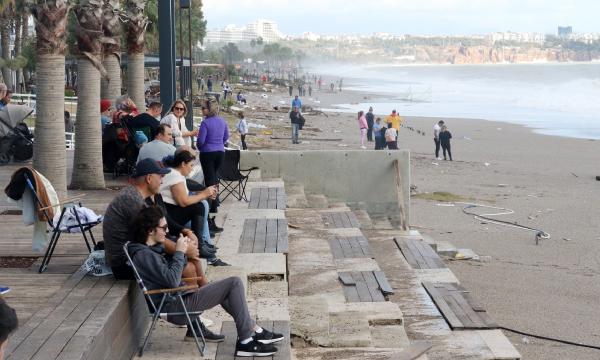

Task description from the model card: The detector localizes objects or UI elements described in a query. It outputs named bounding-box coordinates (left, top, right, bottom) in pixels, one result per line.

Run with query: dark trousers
left=111, top=264, right=134, bottom=280
left=434, top=138, right=441, bottom=158
left=167, top=277, right=255, bottom=340
left=200, top=151, right=225, bottom=212
left=442, top=143, right=452, bottom=160
left=367, top=127, right=373, bottom=141
left=165, top=202, right=205, bottom=243
left=240, top=134, right=247, bottom=150
left=374, top=136, right=384, bottom=150
left=387, top=141, right=398, bottom=150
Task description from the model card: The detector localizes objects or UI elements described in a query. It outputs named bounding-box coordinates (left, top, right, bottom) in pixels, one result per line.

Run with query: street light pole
left=159, top=0, right=176, bottom=114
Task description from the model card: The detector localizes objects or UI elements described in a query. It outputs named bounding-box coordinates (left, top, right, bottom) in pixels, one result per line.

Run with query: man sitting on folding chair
left=128, top=206, right=284, bottom=357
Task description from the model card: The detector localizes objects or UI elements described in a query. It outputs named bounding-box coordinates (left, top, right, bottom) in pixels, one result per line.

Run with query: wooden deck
left=328, top=236, right=373, bottom=259
left=248, top=187, right=286, bottom=210
left=239, top=219, right=289, bottom=254
left=395, top=238, right=447, bottom=269
left=338, top=271, right=394, bottom=302
left=321, top=211, right=361, bottom=228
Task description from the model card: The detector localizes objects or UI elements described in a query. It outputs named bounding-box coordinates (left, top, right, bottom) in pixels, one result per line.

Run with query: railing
left=11, top=93, right=79, bottom=119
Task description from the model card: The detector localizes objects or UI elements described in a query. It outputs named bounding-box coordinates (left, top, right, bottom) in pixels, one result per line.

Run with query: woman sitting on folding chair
left=197, top=97, right=228, bottom=214
left=128, top=206, right=283, bottom=357
left=161, top=149, right=229, bottom=267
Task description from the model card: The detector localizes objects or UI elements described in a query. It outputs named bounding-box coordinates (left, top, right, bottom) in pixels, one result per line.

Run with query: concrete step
left=353, top=209, right=374, bottom=229
left=284, top=183, right=309, bottom=208
left=306, top=194, right=329, bottom=209
left=369, top=214, right=394, bottom=229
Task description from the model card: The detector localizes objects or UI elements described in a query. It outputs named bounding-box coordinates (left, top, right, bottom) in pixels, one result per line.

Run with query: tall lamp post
left=159, top=0, right=176, bottom=113
left=179, top=0, right=194, bottom=132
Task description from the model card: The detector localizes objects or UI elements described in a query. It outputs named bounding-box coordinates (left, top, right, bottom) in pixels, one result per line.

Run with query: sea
left=312, top=62, right=600, bottom=140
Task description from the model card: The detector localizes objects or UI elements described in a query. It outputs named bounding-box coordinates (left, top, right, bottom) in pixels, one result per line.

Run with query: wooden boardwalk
left=338, top=271, right=394, bottom=302
left=248, top=187, right=286, bottom=210
left=395, top=238, right=447, bottom=269
left=321, top=211, right=361, bottom=228
left=328, top=236, right=373, bottom=259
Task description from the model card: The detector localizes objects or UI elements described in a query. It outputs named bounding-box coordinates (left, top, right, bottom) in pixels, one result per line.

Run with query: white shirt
left=433, top=123, right=441, bottom=139
left=159, top=168, right=187, bottom=205
left=161, top=113, right=191, bottom=147
left=385, top=127, right=398, bottom=142
left=237, top=118, right=248, bottom=135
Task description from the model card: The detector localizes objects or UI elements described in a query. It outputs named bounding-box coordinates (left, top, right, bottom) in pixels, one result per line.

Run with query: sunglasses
left=174, top=106, right=185, bottom=111
left=157, top=224, right=168, bottom=232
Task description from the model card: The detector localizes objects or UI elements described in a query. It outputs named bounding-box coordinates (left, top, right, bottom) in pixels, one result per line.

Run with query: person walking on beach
left=290, top=106, right=302, bottom=144
left=308, top=84, right=313, bottom=97
left=385, top=123, right=398, bottom=150
left=288, top=83, right=293, bottom=97
left=291, top=95, right=302, bottom=111
left=207, top=76, right=213, bottom=92
left=385, top=110, right=402, bottom=147
left=366, top=107, right=375, bottom=142
left=358, top=110, right=368, bottom=149
left=433, top=120, right=444, bottom=160
left=439, top=125, right=452, bottom=160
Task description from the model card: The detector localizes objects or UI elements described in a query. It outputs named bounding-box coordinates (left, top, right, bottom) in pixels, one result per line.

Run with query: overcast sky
left=202, top=0, right=599, bottom=35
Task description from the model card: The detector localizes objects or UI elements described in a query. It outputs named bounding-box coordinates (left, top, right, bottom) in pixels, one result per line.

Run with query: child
left=439, top=125, right=452, bottom=160
left=236, top=111, right=249, bottom=150
left=385, top=123, right=398, bottom=150
left=373, top=117, right=383, bottom=150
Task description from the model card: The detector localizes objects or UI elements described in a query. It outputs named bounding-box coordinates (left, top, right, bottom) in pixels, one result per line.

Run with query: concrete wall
left=241, top=150, right=410, bottom=225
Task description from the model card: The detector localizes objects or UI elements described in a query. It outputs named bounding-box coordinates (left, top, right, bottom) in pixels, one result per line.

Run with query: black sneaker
left=209, top=217, right=224, bottom=233
left=208, top=258, right=230, bottom=266
left=253, top=328, right=284, bottom=344
left=185, top=321, right=225, bottom=343
left=235, top=339, right=277, bottom=357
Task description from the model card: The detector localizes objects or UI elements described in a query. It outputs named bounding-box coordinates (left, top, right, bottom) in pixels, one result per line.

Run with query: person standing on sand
left=291, top=95, right=302, bottom=111
left=288, top=83, right=293, bottom=97
left=439, top=125, right=452, bottom=161
left=385, top=110, right=402, bottom=147
left=385, top=123, right=398, bottom=150
left=289, top=106, right=302, bottom=144
left=358, top=110, right=368, bottom=149
left=433, top=120, right=444, bottom=160
left=308, top=84, right=313, bottom=97
left=366, top=107, right=375, bottom=142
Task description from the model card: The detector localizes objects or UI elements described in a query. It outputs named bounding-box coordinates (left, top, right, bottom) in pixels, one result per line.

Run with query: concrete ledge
left=477, top=330, right=521, bottom=360
left=413, top=269, right=459, bottom=284
left=220, top=253, right=287, bottom=278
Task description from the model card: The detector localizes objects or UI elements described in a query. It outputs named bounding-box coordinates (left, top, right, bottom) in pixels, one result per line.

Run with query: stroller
left=0, top=105, right=35, bottom=165
left=102, top=114, right=147, bottom=178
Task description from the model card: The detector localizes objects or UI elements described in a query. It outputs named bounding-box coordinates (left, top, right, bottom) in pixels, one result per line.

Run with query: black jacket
left=128, top=242, right=186, bottom=305
left=366, top=112, right=375, bottom=128
left=290, top=111, right=302, bottom=125
left=439, top=131, right=452, bottom=145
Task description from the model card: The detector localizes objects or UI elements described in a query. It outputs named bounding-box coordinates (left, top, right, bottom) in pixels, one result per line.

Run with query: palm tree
left=70, top=0, right=106, bottom=189
left=30, top=0, right=70, bottom=197
left=100, top=0, right=122, bottom=104
left=0, top=0, right=15, bottom=88
left=124, top=0, right=148, bottom=110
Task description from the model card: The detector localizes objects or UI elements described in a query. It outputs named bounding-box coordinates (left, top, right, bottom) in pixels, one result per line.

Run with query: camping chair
left=24, top=174, right=102, bottom=273
left=123, top=242, right=206, bottom=357
left=217, top=149, right=258, bottom=202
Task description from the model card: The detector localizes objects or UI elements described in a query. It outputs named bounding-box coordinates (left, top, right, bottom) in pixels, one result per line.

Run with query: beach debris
left=261, top=130, right=273, bottom=135
left=337, top=143, right=348, bottom=147
left=455, top=249, right=477, bottom=260
left=333, top=130, right=342, bottom=133
left=432, top=162, right=439, bottom=166
left=474, top=255, right=492, bottom=263
left=463, top=136, right=472, bottom=140
left=436, top=203, right=455, bottom=207
left=410, top=184, right=418, bottom=193
left=497, top=184, right=509, bottom=187
left=571, top=172, right=578, bottom=178
left=278, top=100, right=285, bottom=104
left=522, top=337, right=530, bottom=344
left=484, top=162, right=491, bottom=167
left=248, top=123, right=266, bottom=129
left=261, top=94, right=268, bottom=98
left=596, top=176, right=600, bottom=181
left=562, top=237, right=572, bottom=242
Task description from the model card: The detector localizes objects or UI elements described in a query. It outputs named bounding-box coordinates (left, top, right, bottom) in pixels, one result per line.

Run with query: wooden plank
left=405, top=240, right=429, bottom=269
left=239, top=219, right=257, bottom=253
left=343, top=285, right=361, bottom=303
left=249, top=188, right=260, bottom=209
left=267, top=187, right=277, bottom=209
left=272, top=321, right=291, bottom=360
left=357, top=237, right=373, bottom=257
left=395, top=238, right=420, bottom=268
left=443, top=294, right=482, bottom=329
left=329, top=239, right=344, bottom=259
left=422, top=282, right=463, bottom=329
left=362, top=271, right=385, bottom=302
left=215, top=321, right=238, bottom=360
left=348, top=237, right=365, bottom=257
left=338, top=238, right=354, bottom=258
left=254, top=219, right=268, bottom=253
left=448, top=292, right=487, bottom=328
left=339, top=212, right=352, bottom=228
left=347, top=212, right=361, bottom=228
left=352, top=272, right=373, bottom=302
left=338, top=272, right=356, bottom=285
left=373, top=271, right=395, bottom=296
left=276, top=219, right=288, bottom=254
left=265, top=219, right=278, bottom=253
left=276, top=188, right=286, bottom=210
left=259, top=187, right=269, bottom=209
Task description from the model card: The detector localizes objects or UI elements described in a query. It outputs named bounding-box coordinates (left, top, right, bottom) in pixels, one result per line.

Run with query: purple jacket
left=197, top=115, right=229, bottom=152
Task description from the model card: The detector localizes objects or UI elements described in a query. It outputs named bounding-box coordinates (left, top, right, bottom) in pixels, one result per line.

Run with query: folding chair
left=217, top=149, right=258, bottom=202
left=123, top=242, right=206, bottom=357
left=23, top=174, right=102, bottom=273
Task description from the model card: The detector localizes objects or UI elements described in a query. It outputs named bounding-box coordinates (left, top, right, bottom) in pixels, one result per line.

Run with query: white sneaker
left=360, top=146, right=367, bottom=149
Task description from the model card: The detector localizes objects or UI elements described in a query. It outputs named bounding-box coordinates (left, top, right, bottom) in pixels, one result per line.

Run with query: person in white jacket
left=236, top=111, right=249, bottom=150
left=161, top=100, right=198, bottom=147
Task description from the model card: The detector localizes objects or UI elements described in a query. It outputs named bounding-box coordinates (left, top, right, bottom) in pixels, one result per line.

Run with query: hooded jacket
left=127, top=242, right=186, bottom=305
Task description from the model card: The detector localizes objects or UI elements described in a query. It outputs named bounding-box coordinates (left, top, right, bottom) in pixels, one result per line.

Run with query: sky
left=202, top=0, right=600, bottom=36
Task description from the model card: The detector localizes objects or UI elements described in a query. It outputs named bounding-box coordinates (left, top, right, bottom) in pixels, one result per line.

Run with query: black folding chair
left=123, top=242, right=206, bottom=357
left=217, top=149, right=258, bottom=202
left=24, top=174, right=101, bottom=273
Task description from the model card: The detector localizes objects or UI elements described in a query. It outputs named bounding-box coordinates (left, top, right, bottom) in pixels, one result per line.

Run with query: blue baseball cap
left=133, top=158, right=171, bottom=178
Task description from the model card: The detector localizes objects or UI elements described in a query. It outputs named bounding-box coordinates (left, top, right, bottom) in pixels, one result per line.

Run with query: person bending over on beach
left=433, top=120, right=444, bottom=160
left=385, top=123, right=398, bottom=150
left=128, top=206, right=284, bottom=356
left=439, top=125, right=453, bottom=161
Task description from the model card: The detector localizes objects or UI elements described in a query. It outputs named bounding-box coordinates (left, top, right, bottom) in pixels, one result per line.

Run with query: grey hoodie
left=128, top=242, right=186, bottom=305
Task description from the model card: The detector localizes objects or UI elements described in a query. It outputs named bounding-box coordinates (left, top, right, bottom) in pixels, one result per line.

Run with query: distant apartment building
left=488, top=32, right=545, bottom=44
left=205, top=19, right=283, bottom=44
left=558, top=26, right=573, bottom=38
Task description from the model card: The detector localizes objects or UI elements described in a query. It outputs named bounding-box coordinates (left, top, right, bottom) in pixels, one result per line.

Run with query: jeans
left=291, top=123, right=300, bottom=143
left=367, top=127, right=373, bottom=141
left=434, top=138, right=441, bottom=158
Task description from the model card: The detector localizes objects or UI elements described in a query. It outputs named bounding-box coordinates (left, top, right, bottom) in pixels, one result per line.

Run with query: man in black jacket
left=289, top=106, right=302, bottom=144
left=366, top=107, right=375, bottom=142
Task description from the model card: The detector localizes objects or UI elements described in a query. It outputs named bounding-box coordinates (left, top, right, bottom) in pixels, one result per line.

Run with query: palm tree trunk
left=14, top=15, right=22, bottom=92
left=33, top=55, right=67, bottom=197
left=127, top=52, right=145, bottom=110
left=21, top=12, right=30, bottom=87
left=100, top=54, right=122, bottom=102
left=70, top=58, right=105, bottom=189
left=0, top=19, right=13, bottom=89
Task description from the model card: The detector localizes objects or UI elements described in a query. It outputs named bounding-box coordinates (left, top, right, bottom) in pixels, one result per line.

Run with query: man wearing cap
left=100, top=99, right=112, bottom=131
left=385, top=110, right=403, bottom=147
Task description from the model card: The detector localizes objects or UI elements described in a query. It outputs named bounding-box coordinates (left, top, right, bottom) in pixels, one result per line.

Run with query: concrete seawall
left=241, top=150, right=411, bottom=225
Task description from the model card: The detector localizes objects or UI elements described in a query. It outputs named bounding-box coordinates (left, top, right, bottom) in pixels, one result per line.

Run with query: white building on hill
left=205, top=19, right=283, bottom=44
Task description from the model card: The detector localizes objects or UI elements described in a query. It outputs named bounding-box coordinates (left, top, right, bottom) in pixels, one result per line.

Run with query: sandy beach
left=230, top=83, right=600, bottom=359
